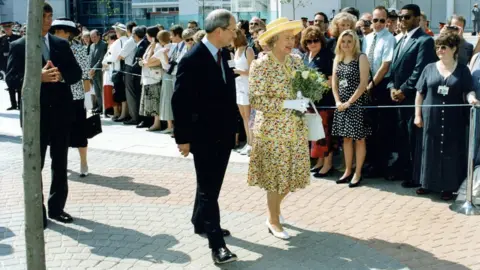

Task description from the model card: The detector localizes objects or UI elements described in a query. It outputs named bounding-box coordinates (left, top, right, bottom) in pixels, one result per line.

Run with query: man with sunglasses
left=248, top=17, right=265, bottom=58
left=444, top=15, right=473, bottom=66
left=361, top=5, right=396, bottom=179
left=314, top=12, right=330, bottom=38
left=387, top=4, right=436, bottom=187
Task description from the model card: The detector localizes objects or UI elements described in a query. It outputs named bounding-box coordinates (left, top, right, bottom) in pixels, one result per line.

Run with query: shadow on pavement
left=0, top=134, right=21, bottom=144
left=68, top=170, right=171, bottom=197
left=0, top=112, right=19, bottom=120
left=217, top=224, right=468, bottom=270
left=49, top=218, right=191, bottom=264
left=0, top=227, right=15, bottom=256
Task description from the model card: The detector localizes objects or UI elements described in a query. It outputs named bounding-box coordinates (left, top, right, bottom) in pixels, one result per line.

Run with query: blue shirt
left=362, top=28, right=396, bottom=77
left=202, top=36, right=225, bottom=82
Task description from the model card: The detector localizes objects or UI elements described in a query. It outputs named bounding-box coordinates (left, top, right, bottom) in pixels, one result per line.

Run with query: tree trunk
left=292, top=0, right=296, bottom=20
left=22, top=0, right=46, bottom=269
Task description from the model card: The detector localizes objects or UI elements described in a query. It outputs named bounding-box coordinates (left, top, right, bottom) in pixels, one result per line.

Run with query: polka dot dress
left=331, top=56, right=371, bottom=140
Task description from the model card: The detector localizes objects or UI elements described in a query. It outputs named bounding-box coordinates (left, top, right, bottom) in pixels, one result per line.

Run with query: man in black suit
left=6, top=2, right=82, bottom=228
left=387, top=4, right=436, bottom=187
left=89, top=29, right=107, bottom=114
left=172, top=9, right=238, bottom=265
left=0, top=21, right=21, bottom=110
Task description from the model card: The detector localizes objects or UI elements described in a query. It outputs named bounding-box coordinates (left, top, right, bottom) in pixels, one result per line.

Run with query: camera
left=167, top=60, right=178, bottom=75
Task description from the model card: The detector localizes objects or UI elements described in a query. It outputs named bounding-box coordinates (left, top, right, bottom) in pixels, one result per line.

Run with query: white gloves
left=283, top=99, right=309, bottom=113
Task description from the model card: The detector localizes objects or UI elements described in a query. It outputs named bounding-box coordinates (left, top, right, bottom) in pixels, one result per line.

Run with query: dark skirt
left=113, top=76, right=126, bottom=103
left=70, top=99, right=88, bottom=148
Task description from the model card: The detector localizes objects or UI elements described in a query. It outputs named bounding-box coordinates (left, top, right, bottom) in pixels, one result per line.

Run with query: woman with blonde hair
left=327, top=12, right=357, bottom=53
left=249, top=18, right=310, bottom=240
left=331, top=29, right=370, bottom=188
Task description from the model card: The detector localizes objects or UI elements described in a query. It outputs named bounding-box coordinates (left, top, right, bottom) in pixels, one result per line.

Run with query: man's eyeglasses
left=185, top=38, right=193, bottom=42
left=306, top=39, right=320, bottom=45
left=398, top=14, right=412, bottom=21
left=372, top=18, right=386, bottom=24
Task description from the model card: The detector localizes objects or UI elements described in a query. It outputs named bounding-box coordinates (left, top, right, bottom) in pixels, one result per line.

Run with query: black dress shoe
left=212, top=246, right=238, bottom=265
left=136, top=121, right=149, bottom=128
left=43, top=206, right=47, bottom=229
left=401, top=181, right=421, bottom=188
left=113, top=117, right=127, bottom=122
left=336, top=174, right=353, bottom=184
left=195, top=228, right=231, bottom=237
left=349, top=177, right=363, bottom=188
left=310, top=166, right=322, bottom=173
left=6, top=107, right=17, bottom=111
left=49, top=211, right=74, bottom=223
left=313, top=167, right=334, bottom=178
left=123, top=119, right=138, bottom=125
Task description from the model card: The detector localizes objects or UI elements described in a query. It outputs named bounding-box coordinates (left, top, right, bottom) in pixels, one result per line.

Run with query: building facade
left=0, top=0, right=66, bottom=24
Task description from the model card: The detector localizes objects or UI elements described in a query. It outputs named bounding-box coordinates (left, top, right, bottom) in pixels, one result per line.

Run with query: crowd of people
left=2, top=1, right=480, bottom=266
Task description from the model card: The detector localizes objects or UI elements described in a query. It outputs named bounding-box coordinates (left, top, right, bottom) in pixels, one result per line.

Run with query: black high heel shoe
left=349, top=176, right=363, bottom=188
left=313, top=167, right=334, bottom=178
left=310, top=166, right=322, bottom=173
left=336, top=174, right=352, bottom=184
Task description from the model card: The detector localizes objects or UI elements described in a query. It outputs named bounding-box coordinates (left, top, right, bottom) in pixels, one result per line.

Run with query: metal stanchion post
left=450, top=106, right=480, bottom=215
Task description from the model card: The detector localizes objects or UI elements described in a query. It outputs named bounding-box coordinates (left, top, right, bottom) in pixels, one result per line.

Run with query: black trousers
left=124, top=65, right=142, bottom=122
left=92, top=73, right=103, bottom=111
left=365, top=78, right=396, bottom=174
left=191, top=142, right=231, bottom=249
left=392, top=102, right=419, bottom=183
left=8, top=88, right=20, bottom=108
left=39, top=106, right=71, bottom=216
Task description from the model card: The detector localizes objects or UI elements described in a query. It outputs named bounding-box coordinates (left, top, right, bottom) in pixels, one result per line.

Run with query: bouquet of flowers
left=291, top=66, right=330, bottom=103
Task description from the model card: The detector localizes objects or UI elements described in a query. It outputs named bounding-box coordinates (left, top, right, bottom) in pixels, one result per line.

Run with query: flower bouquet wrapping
left=290, top=66, right=327, bottom=141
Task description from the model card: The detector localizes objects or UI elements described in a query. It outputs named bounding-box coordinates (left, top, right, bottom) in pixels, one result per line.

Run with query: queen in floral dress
left=248, top=17, right=309, bottom=240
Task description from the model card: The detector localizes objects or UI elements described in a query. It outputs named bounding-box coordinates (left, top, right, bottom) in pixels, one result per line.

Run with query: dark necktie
left=216, top=50, right=222, bottom=66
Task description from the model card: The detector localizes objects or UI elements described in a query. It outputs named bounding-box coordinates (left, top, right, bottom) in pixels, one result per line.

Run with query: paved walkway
left=1, top=79, right=480, bottom=270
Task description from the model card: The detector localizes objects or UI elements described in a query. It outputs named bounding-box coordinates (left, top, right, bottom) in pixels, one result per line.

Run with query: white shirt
left=119, top=36, right=138, bottom=66
left=401, top=26, right=421, bottom=50
left=153, top=43, right=172, bottom=72
left=141, top=45, right=163, bottom=86
left=362, top=28, right=396, bottom=77
left=105, top=36, right=129, bottom=71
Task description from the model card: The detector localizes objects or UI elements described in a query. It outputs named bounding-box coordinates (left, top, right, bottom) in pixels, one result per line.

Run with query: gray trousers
left=124, top=65, right=142, bottom=122
left=474, top=20, right=480, bottom=33
left=92, top=73, right=103, bottom=111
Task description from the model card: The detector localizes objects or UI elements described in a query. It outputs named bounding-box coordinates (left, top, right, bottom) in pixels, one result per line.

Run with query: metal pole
left=450, top=106, right=480, bottom=215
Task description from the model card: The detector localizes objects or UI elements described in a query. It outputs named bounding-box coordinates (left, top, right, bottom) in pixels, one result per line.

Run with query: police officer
left=0, top=22, right=21, bottom=110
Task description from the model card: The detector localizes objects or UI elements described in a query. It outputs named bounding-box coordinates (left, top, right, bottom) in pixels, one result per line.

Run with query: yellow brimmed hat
left=258, top=17, right=304, bottom=46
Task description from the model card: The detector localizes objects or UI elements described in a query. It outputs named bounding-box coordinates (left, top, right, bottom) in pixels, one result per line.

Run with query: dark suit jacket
left=459, top=40, right=474, bottom=66
left=6, top=34, right=82, bottom=116
left=0, top=33, right=21, bottom=71
left=172, top=42, right=237, bottom=150
left=388, top=28, right=437, bottom=103
left=132, top=38, right=149, bottom=75
left=90, top=40, right=107, bottom=75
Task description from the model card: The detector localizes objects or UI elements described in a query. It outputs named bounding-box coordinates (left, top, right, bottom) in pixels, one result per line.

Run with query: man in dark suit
left=172, top=9, right=238, bottom=265
left=387, top=4, right=436, bottom=187
left=6, top=2, right=82, bottom=228
left=89, top=29, right=107, bottom=114
left=0, top=21, right=21, bottom=110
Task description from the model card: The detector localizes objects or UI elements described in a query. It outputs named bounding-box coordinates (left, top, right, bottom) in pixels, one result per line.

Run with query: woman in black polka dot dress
left=331, top=30, right=371, bottom=187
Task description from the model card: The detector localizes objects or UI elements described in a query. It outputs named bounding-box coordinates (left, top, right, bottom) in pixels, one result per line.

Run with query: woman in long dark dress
left=300, top=26, right=337, bottom=177
left=414, top=32, right=478, bottom=200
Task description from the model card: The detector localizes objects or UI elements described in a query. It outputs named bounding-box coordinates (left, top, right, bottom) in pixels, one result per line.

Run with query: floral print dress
left=248, top=52, right=310, bottom=194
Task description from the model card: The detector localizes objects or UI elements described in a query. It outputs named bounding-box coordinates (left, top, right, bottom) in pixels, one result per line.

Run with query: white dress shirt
left=401, top=26, right=421, bottom=50
left=119, top=36, right=137, bottom=66
left=362, top=28, right=396, bottom=77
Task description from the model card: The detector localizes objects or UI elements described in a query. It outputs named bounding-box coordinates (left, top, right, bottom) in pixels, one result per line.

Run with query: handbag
left=305, top=100, right=325, bottom=141
left=84, top=114, right=102, bottom=139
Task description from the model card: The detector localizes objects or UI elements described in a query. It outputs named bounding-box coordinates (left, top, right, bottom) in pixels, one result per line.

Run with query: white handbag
left=305, top=100, right=325, bottom=141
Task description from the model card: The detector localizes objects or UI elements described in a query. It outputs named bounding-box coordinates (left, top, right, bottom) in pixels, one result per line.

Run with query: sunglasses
left=185, top=38, right=193, bottom=42
left=398, top=14, right=412, bottom=21
left=250, top=22, right=259, bottom=26
left=436, top=45, right=448, bottom=51
left=314, top=20, right=324, bottom=23
left=372, top=18, right=386, bottom=24
left=306, top=39, right=320, bottom=45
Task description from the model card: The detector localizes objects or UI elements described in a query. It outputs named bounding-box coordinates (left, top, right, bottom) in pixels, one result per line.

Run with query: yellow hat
left=258, top=18, right=304, bottom=46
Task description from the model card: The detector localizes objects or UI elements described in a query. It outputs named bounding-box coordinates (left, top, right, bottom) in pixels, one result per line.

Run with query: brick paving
left=1, top=133, right=480, bottom=270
